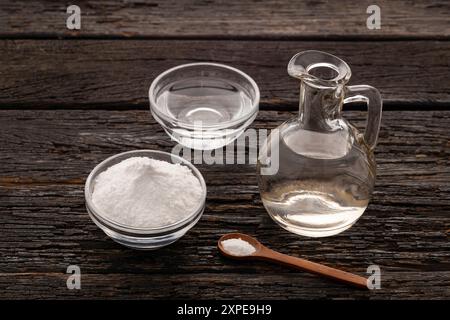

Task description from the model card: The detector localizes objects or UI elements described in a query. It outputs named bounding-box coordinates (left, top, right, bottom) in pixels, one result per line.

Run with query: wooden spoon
left=218, top=233, right=368, bottom=289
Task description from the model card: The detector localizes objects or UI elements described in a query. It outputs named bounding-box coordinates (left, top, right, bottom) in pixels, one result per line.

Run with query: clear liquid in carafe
left=258, top=125, right=373, bottom=237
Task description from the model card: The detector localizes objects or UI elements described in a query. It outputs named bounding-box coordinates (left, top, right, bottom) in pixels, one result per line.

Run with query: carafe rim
left=288, top=50, right=352, bottom=88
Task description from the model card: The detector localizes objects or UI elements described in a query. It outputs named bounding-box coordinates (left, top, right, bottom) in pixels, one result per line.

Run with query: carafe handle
left=344, top=85, right=382, bottom=150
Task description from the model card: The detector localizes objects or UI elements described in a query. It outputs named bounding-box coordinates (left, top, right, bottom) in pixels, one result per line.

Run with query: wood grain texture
left=0, top=0, right=449, bottom=39
left=1, top=272, right=449, bottom=299
left=0, top=109, right=449, bottom=299
left=1, top=40, right=450, bottom=108
left=1, top=0, right=448, bottom=302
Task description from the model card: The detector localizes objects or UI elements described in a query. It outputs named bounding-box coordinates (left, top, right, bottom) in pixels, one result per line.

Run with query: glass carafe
left=257, top=50, right=382, bottom=237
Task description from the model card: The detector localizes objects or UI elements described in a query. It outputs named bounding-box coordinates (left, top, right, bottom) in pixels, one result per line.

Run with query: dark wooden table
left=0, top=0, right=449, bottom=299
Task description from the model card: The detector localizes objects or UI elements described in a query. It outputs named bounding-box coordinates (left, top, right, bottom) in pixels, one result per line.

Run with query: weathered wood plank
left=0, top=109, right=449, bottom=299
left=0, top=110, right=448, bottom=183
left=0, top=0, right=449, bottom=39
left=1, top=272, right=449, bottom=299
left=1, top=40, right=450, bottom=107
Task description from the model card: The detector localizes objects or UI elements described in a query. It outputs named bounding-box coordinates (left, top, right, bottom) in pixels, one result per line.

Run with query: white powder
left=221, top=238, right=256, bottom=256
left=92, top=156, right=203, bottom=228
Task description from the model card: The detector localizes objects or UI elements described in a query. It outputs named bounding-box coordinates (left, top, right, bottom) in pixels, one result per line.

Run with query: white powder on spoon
left=221, top=238, right=256, bottom=256
left=92, top=157, right=203, bottom=228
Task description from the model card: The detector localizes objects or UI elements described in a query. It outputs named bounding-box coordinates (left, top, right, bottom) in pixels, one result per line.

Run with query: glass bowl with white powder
left=85, top=150, right=206, bottom=249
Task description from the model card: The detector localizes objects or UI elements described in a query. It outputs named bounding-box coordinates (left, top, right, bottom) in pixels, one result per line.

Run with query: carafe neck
left=298, top=81, right=344, bottom=131
left=288, top=50, right=352, bottom=131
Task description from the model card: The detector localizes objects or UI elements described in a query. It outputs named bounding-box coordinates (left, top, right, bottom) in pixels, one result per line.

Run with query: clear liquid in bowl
left=155, top=78, right=254, bottom=126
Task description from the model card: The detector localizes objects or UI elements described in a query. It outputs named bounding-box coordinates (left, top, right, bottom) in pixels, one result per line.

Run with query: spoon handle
left=260, top=248, right=368, bottom=289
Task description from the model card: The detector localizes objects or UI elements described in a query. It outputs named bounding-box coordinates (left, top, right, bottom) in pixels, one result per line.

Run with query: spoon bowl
left=218, top=233, right=264, bottom=260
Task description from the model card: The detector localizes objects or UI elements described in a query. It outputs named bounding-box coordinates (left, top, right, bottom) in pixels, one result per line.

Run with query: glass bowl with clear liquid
left=149, top=63, right=259, bottom=150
